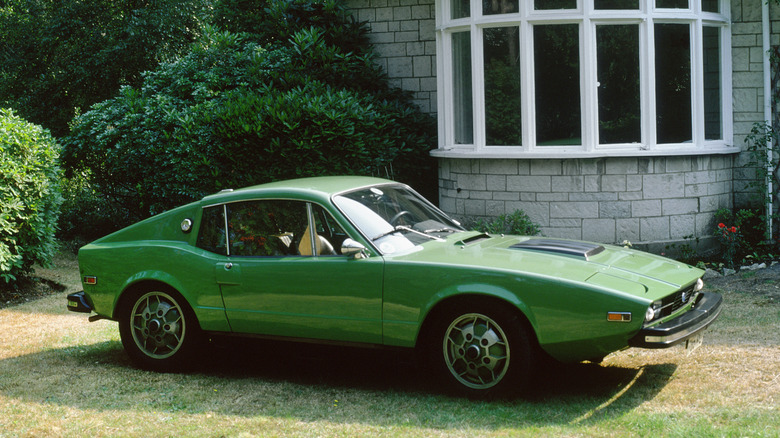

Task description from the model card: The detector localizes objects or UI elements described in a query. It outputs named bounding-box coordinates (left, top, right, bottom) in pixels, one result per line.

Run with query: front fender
left=382, top=264, right=542, bottom=347
left=419, top=281, right=537, bottom=330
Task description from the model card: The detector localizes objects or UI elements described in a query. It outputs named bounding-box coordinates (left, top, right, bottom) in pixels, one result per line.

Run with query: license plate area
left=684, top=331, right=704, bottom=354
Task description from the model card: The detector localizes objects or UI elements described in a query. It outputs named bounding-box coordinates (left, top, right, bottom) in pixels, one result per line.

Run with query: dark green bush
left=213, top=0, right=370, bottom=55
left=713, top=207, right=775, bottom=266
left=0, top=109, right=62, bottom=283
left=468, top=210, right=541, bottom=236
left=57, top=171, right=118, bottom=249
left=64, top=5, right=436, bottom=236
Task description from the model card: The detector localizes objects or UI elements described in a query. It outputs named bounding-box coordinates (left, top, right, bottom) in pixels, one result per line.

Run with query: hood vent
left=510, top=239, right=605, bottom=260
left=455, top=233, right=492, bottom=246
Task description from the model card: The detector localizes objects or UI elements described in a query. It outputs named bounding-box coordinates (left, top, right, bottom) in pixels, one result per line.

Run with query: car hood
left=388, top=232, right=703, bottom=300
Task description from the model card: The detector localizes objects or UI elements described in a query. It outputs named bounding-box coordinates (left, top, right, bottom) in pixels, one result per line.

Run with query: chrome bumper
left=628, top=292, right=723, bottom=348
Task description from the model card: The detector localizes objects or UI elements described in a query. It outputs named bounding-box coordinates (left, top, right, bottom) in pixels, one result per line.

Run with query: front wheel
left=425, top=302, right=535, bottom=398
left=119, top=289, right=201, bottom=372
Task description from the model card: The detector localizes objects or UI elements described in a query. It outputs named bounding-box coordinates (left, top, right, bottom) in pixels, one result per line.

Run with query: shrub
left=212, top=0, right=370, bottom=55
left=63, top=2, right=436, bottom=238
left=742, top=122, right=779, bottom=239
left=57, top=171, right=117, bottom=249
left=713, top=207, right=775, bottom=267
left=468, top=210, right=541, bottom=236
left=0, top=109, right=62, bottom=283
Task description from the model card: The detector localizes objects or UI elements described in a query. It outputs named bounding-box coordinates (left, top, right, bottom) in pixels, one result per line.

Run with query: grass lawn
left=0, top=253, right=778, bottom=437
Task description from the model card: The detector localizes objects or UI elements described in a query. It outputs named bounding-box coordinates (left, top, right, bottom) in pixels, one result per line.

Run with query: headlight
left=645, top=301, right=662, bottom=323
left=694, top=278, right=704, bottom=292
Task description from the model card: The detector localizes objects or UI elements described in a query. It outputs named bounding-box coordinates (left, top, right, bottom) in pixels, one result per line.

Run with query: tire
left=424, top=301, right=535, bottom=399
left=118, top=288, right=202, bottom=372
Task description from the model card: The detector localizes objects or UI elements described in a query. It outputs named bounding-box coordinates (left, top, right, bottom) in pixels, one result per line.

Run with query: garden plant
left=0, top=108, right=62, bottom=284
left=62, top=0, right=436, bottom=240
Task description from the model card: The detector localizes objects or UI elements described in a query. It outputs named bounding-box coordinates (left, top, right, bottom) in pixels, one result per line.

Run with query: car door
left=198, top=199, right=384, bottom=344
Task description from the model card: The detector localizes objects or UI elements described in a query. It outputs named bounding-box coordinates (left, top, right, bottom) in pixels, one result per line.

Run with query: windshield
left=333, top=184, right=464, bottom=254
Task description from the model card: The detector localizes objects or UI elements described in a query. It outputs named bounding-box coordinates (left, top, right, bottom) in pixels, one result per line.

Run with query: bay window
left=435, top=0, right=732, bottom=157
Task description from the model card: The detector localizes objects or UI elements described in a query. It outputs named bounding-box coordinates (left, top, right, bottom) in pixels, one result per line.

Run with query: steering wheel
left=390, top=210, right=412, bottom=226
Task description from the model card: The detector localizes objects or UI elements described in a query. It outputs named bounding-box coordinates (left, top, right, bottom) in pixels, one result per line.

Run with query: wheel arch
left=113, top=277, right=196, bottom=326
left=415, top=293, right=539, bottom=351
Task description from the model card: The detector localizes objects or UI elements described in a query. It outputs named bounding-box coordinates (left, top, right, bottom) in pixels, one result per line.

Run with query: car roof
left=201, top=175, right=399, bottom=205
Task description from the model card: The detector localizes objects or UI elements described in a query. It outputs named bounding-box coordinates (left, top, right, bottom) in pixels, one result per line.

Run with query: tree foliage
left=212, top=0, right=370, bottom=55
left=0, top=109, right=62, bottom=284
left=63, top=0, right=436, bottom=235
left=0, top=0, right=210, bottom=136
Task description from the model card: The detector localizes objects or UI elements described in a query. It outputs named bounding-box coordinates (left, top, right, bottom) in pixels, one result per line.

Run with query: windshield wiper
left=396, top=225, right=445, bottom=242
left=372, top=226, right=445, bottom=242
left=372, top=227, right=403, bottom=241
left=422, top=227, right=458, bottom=234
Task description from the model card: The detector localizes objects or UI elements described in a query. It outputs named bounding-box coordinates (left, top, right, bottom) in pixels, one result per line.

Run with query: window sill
left=430, top=145, right=741, bottom=160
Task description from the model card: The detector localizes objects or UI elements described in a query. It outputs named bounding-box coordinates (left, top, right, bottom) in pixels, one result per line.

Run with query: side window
left=196, top=200, right=351, bottom=257
left=196, top=205, right=227, bottom=255
left=227, top=200, right=308, bottom=257
left=310, top=204, right=349, bottom=256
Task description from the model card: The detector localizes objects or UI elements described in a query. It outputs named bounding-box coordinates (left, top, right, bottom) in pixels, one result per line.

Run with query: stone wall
left=438, top=155, right=734, bottom=252
left=344, top=0, right=437, bottom=114
left=731, top=0, right=762, bottom=206
left=731, top=0, right=780, bottom=208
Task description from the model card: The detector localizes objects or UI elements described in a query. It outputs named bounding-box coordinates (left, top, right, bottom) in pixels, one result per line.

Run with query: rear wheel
left=425, top=302, right=535, bottom=398
left=119, top=288, right=201, bottom=371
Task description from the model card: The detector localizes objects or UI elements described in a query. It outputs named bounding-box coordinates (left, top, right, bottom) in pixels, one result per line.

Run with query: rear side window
left=196, top=205, right=227, bottom=255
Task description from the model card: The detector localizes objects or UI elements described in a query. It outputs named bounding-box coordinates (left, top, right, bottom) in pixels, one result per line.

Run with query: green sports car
left=68, top=176, right=722, bottom=397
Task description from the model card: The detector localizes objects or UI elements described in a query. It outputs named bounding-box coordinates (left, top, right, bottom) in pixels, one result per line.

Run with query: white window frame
left=433, top=0, right=735, bottom=159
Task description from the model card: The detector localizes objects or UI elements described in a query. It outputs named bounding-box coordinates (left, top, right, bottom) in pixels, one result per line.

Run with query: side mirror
left=341, top=238, right=369, bottom=259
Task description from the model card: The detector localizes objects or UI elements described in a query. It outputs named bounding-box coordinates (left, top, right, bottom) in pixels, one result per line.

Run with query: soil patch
left=704, top=263, right=780, bottom=303
left=0, top=251, right=79, bottom=309
left=0, top=277, right=65, bottom=309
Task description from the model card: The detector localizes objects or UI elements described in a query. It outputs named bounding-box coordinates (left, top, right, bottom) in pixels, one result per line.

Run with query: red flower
left=730, top=227, right=738, bottom=233
left=718, top=223, right=726, bottom=229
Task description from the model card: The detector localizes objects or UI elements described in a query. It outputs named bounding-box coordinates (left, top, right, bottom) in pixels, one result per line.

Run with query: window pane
left=534, top=24, right=581, bottom=145
left=452, top=0, right=470, bottom=19
left=483, top=0, right=518, bottom=15
left=597, top=25, right=640, bottom=144
left=655, top=23, right=692, bottom=144
left=702, top=0, right=719, bottom=12
left=227, top=200, right=308, bottom=257
left=656, top=0, right=688, bottom=8
left=703, top=26, right=722, bottom=140
left=311, top=204, right=347, bottom=256
left=484, top=27, right=522, bottom=146
left=535, top=0, right=576, bottom=10
left=595, top=0, right=639, bottom=9
left=196, top=205, right=227, bottom=255
left=453, top=32, right=473, bottom=144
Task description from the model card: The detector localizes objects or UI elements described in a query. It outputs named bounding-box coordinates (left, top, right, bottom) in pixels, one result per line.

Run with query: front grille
left=656, top=284, right=696, bottom=319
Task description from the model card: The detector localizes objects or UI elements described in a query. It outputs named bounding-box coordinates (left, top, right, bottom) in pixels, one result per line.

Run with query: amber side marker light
left=83, top=276, right=97, bottom=285
left=607, top=312, right=632, bottom=322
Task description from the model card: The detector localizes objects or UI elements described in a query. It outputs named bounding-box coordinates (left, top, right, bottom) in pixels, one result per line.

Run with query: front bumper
left=628, top=292, right=723, bottom=348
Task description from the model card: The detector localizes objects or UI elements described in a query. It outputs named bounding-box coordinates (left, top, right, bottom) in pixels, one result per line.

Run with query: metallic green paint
left=75, top=176, right=710, bottom=364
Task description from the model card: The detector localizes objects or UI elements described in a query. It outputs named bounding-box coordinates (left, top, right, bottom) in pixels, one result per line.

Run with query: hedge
left=0, top=109, right=62, bottom=283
